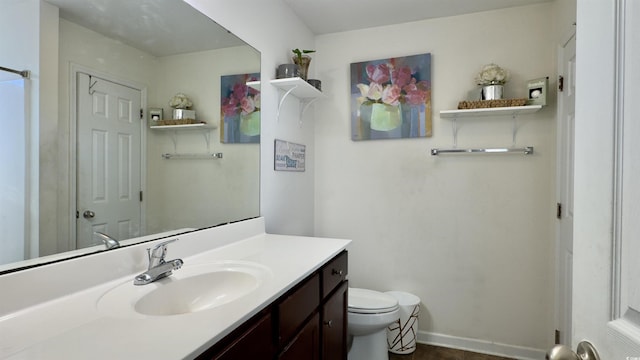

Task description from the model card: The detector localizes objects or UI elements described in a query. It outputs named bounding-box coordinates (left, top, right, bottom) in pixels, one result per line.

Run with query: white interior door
left=571, top=0, right=640, bottom=358
left=76, top=73, right=142, bottom=248
left=555, top=33, right=576, bottom=347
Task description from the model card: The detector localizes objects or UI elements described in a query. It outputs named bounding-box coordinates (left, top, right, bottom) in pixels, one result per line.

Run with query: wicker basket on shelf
left=155, top=119, right=197, bottom=126
left=457, top=98, right=527, bottom=109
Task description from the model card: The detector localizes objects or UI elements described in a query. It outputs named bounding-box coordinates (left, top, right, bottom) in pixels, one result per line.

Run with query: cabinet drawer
left=278, top=273, right=320, bottom=347
left=322, top=251, right=348, bottom=298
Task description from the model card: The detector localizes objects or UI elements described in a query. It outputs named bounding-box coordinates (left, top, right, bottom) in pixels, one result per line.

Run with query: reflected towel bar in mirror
left=430, top=146, right=534, bottom=156
left=161, top=153, right=223, bottom=160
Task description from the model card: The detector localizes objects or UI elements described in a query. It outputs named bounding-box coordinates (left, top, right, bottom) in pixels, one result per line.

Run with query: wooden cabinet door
left=278, top=273, right=320, bottom=347
left=322, top=281, right=348, bottom=360
left=210, top=313, right=273, bottom=360
left=279, top=312, right=320, bottom=360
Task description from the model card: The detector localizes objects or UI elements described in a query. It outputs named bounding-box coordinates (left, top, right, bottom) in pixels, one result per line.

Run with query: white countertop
left=0, top=219, right=350, bottom=359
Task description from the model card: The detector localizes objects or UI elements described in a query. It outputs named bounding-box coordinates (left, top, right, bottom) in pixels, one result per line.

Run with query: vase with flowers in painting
left=356, top=62, right=430, bottom=138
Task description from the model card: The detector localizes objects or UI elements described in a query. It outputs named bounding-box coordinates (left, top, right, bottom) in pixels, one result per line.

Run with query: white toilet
left=348, top=288, right=400, bottom=360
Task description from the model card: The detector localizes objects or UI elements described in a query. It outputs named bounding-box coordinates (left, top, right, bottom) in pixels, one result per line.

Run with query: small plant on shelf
left=292, top=48, right=315, bottom=64
left=291, top=48, right=316, bottom=80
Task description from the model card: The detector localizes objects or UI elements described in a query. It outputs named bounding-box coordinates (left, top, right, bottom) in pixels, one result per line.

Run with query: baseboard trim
left=417, top=330, right=547, bottom=360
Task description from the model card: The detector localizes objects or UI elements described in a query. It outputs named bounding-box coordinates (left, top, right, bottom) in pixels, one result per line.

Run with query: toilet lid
left=348, top=288, right=399, bottom=314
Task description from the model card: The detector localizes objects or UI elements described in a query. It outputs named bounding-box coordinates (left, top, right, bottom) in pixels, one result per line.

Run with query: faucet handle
left=147, top=238, right=179, bottom=265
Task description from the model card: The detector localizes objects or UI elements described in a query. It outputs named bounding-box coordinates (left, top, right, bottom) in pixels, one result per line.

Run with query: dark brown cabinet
left=197, top=310, right=274, bottom=360
left=279, top=274, right=320, bottom=348
left=197, top=250, right=348, bottom=360
left=322, top=281, right=348, bottom=360
left=279, top=312, right=320, bottom=360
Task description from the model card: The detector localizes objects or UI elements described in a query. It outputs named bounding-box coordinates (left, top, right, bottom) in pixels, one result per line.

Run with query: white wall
left=1, top=0, right=58, bottom=259
left=38, top=1, right=59, bottom=256
left=313, top=4, right=556, bottom=354
left=185, top=0, right=316, bottom=236
left=0, top=1, right=38, bottom=263
left=0, top=79, right=28, bottom=264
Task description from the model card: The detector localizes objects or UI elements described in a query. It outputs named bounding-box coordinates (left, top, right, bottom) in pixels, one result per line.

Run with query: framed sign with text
left=274, top=139, right=305, bottom=172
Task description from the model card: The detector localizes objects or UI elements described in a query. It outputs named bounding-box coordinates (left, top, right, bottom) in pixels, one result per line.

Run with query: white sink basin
left=97, top=261, right=271, bottom=317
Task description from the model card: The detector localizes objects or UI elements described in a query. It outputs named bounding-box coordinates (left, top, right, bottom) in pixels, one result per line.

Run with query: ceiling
left=43, top=0, right=554, bottom=56
left=282, top=0, right=554, bottom=35
left=44, top=0, right=246, bottom=57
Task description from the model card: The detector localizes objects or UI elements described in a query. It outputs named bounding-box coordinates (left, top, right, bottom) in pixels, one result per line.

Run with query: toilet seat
left=348, top=288, right=399, bottom=314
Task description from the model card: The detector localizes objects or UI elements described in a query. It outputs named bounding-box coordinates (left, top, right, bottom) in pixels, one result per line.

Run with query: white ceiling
left=282, top=0, right=554, bottom=35
left=44, top=0, right=246, bottom=57
left=42, top=0, right=554, bottom=56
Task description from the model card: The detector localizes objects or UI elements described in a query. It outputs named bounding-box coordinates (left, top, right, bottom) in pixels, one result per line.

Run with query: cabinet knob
left=331, top=269, right=344, bottom=276
left=324, top=320, right=333, bottom=328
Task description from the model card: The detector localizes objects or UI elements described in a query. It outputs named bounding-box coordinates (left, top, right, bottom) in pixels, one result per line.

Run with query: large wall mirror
left=0, top=0, right=260, bottom=272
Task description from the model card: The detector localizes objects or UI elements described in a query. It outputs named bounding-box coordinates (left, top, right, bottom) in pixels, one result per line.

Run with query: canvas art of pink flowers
left=222, top=79, right=261, bottom=116
left=356, top=63, right=430, bottom=107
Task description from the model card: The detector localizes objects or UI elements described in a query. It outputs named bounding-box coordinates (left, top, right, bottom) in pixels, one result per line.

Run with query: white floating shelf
left=270, top=77, right=324, bottom=99
left=270, top=77, right=326, bottom=124
left=246, top=80, right=261, bottom=91
left=150, top=123, right=216, bottom=130
left=439, top=105, right=542, bottom=119
left=150, top=123, right=217, bottom=150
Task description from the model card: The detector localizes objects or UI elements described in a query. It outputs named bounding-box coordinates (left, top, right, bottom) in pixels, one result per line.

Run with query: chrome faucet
left=94, top=231, right=120, bottom=250
left=134, top=238, right=183, bottom=286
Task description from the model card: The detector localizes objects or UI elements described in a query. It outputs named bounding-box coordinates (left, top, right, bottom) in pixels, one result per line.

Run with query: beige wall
left=314, top=3, right=556, bottom=354
left=146, top=46, right=259, bottom=233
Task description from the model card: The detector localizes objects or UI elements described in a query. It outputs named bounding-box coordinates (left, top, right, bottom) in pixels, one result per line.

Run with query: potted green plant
left=292, top=48, right=315, bottom=80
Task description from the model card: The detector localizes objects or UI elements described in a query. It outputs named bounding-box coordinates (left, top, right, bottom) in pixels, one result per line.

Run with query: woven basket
left=155, top=119, right=197, bottom=126
left=458, top=98, right=527, bottom=109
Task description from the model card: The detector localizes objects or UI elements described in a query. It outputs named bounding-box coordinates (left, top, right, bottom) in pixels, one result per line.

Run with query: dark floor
left=389, top=343, right=516, bottom=360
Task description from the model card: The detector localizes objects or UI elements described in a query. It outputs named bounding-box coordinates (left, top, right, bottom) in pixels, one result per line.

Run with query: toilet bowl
left=348, top=288, right=400, bottom=360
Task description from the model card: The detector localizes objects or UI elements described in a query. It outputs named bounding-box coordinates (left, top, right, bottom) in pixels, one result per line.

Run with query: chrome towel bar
left=161, top=153, right=223, bottom=160
left=430, top=146, right=534, bottom=156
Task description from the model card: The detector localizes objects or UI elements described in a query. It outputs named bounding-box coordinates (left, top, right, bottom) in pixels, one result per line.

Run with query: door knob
left=83, top=210, right=95, bottom=219
left=547, top=341, right=600, bottom=360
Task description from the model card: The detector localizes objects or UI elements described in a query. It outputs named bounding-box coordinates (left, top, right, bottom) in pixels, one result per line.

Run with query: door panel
left=573, top=0, right=640, bottom=357
left=76, top=73, right=142, bottom=249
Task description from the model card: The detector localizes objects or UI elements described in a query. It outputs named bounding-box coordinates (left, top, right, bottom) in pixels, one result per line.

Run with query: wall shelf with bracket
left=150, top=123, right=221, bottom=159
left=270, top=77, right=325, bottom=124
left=433, top=105, right=543, bottom=156
left=439, top=105, right=542, bottom=119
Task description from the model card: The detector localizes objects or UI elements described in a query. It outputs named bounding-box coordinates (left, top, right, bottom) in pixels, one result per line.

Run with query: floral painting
left=220, top=73, right=260, bottom=144
left=350, top=53, right=431, bottom=140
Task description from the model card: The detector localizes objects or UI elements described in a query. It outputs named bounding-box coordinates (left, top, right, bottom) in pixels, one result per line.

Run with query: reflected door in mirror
left=76, top=73, right=143, bottom=248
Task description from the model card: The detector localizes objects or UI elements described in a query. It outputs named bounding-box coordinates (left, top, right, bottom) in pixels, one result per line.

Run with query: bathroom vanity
left=199, top=251, right=348, bottom=359
left=0, top=218, right=350, bottom=359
